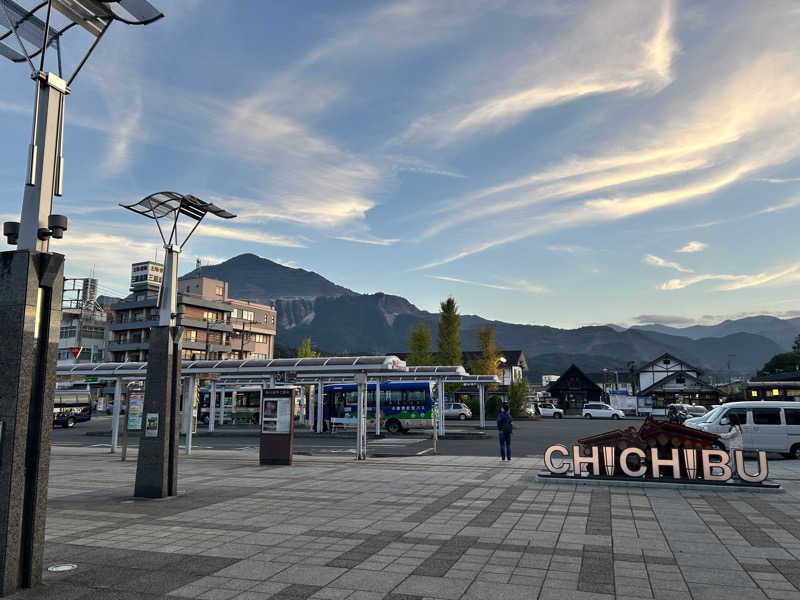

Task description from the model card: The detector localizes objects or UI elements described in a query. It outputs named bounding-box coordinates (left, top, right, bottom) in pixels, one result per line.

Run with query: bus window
left=408, top=390, right=425, bottom=406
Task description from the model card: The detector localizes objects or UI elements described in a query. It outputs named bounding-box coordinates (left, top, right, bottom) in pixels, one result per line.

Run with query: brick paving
left=6, top=446, right=800, bottom=599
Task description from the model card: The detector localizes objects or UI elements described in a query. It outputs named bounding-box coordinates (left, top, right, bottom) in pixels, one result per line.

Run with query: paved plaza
left=8, top=447, right=800, bottom=600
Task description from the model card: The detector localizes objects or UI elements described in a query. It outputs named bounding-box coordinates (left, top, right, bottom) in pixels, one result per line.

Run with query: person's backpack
left=502, top=412, right=513, bottom=434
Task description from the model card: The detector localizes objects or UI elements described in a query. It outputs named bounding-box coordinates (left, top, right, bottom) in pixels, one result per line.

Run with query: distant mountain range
left=183, top=254, right=798, bottom=380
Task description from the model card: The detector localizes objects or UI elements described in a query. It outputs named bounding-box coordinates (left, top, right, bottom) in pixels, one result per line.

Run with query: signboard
left=145, top=413, right=159, bottom=437
left=69, top=346, right=82, bottom=359
left=543, top=444, right=769, bottom=484
left=127, top=392, right=145, bottom=430
left=260, top=388, right=295, bottom=465
left=84, top=376, right=98, bottom=383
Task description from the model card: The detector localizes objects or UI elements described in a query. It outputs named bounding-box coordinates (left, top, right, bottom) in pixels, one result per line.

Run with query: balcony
left=182, top=317, right=232, bottom=332
left=110, top=320, right=158, bottom=331
left=107, top=342, right=149, bottom=352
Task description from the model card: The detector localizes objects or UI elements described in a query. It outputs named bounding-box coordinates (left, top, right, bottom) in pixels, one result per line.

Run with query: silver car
left=444, top=403, right=472, bottom=420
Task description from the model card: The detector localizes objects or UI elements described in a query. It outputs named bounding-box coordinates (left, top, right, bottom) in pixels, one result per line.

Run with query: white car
left=582, top=403, right=625, bottom=420
left=685, top=401, right=800, bottom=458
left=526, top=402, right=564, bottom=418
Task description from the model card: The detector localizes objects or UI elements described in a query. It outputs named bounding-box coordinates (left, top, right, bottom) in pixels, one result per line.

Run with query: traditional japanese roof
left=636, top=352, right=704, bottom=376
left=751, top=370, right=800, bottom=382
left=544, top=364, right=603, bottom=393
left=578, top=416, right=718, bottom=450
left=638, top=370, right=718, bottom=397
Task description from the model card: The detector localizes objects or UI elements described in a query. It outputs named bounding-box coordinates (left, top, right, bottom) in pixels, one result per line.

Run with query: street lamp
left=120, top=192, right=234, bottom=499
left=0, top=1, right=162, bottom=595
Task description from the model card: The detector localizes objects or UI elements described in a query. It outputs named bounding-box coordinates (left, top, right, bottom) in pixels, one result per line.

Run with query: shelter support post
left=316, top=380, right=323, bottom=433
left=355, top=373, right=367, bottom=460
left=185, top=375, right=195, bottom=456
left=111, top=377, right=122, bottom=453
left=479, top=384, right=485, bottom=429
left=208, top=380, right=215, bottom=433
left=0, top=250, right=63, bottom=594
left=375, top=379, right=381, bottom=436
left=438, top=378, right=445, bottom=437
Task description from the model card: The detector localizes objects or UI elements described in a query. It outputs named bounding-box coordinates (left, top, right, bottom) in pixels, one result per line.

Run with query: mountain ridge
left=181, top=254, right=792, bottom=378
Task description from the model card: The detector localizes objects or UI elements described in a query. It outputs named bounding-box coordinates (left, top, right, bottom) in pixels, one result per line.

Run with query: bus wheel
left=386, top=419, right=401, bottom=434
left=66, top=417, right=75, bottom=428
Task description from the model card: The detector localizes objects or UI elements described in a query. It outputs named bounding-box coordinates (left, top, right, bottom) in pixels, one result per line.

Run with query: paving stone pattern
left=7, top=447, right=800, bottom=599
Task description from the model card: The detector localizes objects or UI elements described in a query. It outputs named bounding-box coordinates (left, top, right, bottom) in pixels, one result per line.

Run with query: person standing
left=497, top=402, right=513, bottom=461
left=718, top=412, right=743, bottom=479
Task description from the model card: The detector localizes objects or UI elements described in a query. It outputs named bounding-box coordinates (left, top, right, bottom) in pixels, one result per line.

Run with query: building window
left=243, top=310, right=254, bottom=321
left=203, top=311, right=217, bottom=322
left=186, top=330, right=196, bottom=341
left=215, top=286, right=223, bottom=296
left=676, top=376, right=685, bottom=384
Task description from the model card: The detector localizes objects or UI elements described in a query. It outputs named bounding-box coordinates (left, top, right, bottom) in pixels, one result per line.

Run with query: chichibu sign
left=544, top=444, right=769, bottom=484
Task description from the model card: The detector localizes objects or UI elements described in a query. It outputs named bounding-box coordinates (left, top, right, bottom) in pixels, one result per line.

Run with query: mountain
left=630, top=316, right=800, bottom=350
left=181, top=254, right=788, bottom=379
left=184, top=253, right=355, bottom=301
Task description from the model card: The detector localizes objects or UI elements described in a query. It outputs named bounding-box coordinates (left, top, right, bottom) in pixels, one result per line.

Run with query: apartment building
left=108, top=265, right=277, bottom=362
left=178, top=276, right=277, bottom=360
left=109, top=265, right=233, bottom=362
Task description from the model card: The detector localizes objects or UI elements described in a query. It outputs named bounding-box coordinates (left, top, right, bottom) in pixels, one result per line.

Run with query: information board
left=262, top=394, right=292, bottom=434
left=260, top=388, right=296, bottom=465
left=127, top=392, right=144, bottom=431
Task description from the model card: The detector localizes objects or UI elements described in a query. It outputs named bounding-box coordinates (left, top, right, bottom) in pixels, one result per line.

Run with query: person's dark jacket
left=497, top=411, right=513, bottom=433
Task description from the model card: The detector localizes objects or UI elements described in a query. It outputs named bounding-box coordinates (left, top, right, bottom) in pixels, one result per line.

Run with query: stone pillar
left=134, top=326, right=181, bottom=498
left=0, top=250, right=64, bottom=595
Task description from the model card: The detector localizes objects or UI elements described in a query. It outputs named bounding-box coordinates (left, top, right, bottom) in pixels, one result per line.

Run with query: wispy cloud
left=395, top=0, right=677, bottom=147
left=425, top=275, right=548, bottom=294
left=676, top=241, right=707, bottom=253
left=644, top=254, right=693, bottom=273
left=659, top=264, right=800, bottom=291
left=546, top=244, right=593, bottom=255
left=659, top=274, right=743, bottom=291
left=335, top=235, right=400, bottom=246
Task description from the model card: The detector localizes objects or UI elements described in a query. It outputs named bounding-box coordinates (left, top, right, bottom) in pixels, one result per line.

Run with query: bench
left=330, top=417, right=358, bottom=433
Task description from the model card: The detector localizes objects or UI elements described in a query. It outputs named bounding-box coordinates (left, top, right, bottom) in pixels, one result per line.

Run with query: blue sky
left=2, top=0, right=800, bottom=329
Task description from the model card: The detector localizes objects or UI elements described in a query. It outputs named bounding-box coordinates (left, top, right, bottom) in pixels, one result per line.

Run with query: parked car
left=582, top=403, right=625, bottom=420
left=685, top=404, right=708, bottom=417
left=526, top=402, right=564, bottom=418
left=667, top=404, right=690, bottom=424
left=53, top=391, right=92, bottom=428
left=444, top=402, right=472, bottom=420
left=684, top=401, right=800, bottom=458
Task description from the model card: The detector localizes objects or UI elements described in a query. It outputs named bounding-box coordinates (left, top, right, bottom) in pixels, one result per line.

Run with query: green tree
left=297, top=337, right=319, bottom=358
left=436, top=296, right=462, bottom=366
left=468, top=325, right=500, bottom=375
left=407, top=322, right=434, bottom=366
left=506, top=377, right=528, bottom=418
left=760, top=351, right=800, bottom=376
left=793, top=334, right=800, bottom=353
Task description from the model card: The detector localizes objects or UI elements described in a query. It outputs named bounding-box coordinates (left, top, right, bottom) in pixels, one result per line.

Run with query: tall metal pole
left=0, top=69, right=69, bottom=595
left=134, top=246, right=182, bottom=498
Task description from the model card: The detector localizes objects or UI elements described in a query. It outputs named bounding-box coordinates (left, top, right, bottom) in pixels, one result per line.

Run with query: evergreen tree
left=436, top=297, right=462, bottom=366
left=407, top=322, right=434, bottom=366
left=506, top=377, right=528, bottom=418
left=297, top=337, right=319, bottom=358
left=469, top=325, right=500, bottom=375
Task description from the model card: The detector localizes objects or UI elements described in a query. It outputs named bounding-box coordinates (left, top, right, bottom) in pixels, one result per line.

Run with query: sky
left=2, top=0, right=800, bottom=329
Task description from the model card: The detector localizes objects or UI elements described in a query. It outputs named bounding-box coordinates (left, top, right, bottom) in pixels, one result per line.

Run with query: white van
left=684, top=401, right=800, bottom=458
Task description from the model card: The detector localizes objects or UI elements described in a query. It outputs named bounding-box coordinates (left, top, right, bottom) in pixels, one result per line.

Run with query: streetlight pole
left=0, top=2, right=162, bottom=594
left=121, top=193, right=234, bottom=498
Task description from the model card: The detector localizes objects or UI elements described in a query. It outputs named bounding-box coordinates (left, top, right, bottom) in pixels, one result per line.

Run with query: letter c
left=544, top=444, right=570, bottom=474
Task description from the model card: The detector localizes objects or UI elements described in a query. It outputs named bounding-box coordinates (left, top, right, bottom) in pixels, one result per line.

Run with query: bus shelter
left=294, top=368, right=500, bottom=434
left=56, top=356, right=407, bottom=453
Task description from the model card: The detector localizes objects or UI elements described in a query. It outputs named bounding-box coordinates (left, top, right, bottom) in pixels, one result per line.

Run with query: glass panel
left=723, top=408, right=748, bottom=425
left=784, top=409, right=800, bottom=426
left=752, top=408, right=782, bottom=425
